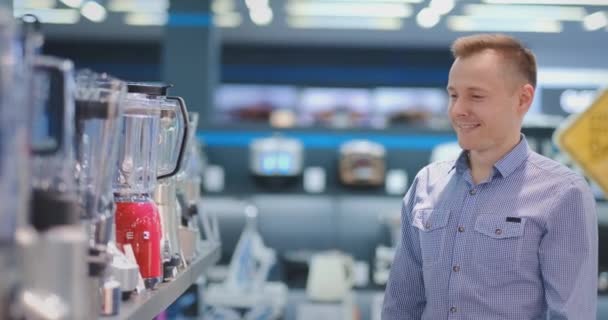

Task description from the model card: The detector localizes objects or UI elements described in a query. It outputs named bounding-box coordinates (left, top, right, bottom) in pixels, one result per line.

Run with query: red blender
left=113, top=83, right=185, bottom=289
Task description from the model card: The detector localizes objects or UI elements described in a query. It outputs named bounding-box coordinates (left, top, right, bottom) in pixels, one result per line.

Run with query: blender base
left=144, top=277, right=162, bottom=290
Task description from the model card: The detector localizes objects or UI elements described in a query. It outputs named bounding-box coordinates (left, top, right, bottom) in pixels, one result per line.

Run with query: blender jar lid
left=127, top=82, right=172, bottom=96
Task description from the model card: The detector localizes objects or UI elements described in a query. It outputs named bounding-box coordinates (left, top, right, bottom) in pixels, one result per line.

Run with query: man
left=382, top=34, right=598, bottom=319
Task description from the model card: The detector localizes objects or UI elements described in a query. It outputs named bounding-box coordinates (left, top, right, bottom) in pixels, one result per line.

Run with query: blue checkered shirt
left=382, top=135, right=598, bottom=319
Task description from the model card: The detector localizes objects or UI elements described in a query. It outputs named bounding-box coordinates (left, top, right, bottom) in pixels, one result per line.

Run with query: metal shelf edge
left=102, top=242, right=221, bottom=320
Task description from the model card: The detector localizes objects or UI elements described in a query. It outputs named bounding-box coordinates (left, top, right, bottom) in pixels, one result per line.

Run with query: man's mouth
left=456, top=123, right=481, bottom=131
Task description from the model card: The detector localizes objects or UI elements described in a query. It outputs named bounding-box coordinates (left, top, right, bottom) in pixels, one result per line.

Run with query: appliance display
left=250, top=135, right=304, bottom=177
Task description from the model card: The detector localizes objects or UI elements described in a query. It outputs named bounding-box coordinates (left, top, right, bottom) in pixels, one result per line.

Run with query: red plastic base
left=115, top=200, right=163, bottom=280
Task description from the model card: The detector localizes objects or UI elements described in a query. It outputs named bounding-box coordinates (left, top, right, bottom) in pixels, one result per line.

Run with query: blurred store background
left=6, top=0, right=608, bottom=319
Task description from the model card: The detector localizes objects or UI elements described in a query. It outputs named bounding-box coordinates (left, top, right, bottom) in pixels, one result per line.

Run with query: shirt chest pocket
left=411, top=209, right=450, bottom=266
left=474, top=214, right=526, bottom=271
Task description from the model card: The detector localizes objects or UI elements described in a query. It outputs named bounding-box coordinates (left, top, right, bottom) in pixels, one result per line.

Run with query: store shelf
left=103, top=242, right=221, bottom=320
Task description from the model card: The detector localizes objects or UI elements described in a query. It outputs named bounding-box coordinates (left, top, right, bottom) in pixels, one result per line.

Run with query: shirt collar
left=450, top=134, right=530, bottom=179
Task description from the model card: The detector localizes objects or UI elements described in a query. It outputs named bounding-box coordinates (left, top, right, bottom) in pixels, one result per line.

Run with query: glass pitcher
left=74, top=69, right=126, bottom=245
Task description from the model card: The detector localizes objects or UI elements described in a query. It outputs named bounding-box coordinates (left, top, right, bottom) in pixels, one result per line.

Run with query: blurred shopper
left=382, top=34, right=597, bottom=320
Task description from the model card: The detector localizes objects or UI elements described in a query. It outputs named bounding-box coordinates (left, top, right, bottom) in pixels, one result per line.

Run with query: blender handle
left=31, top=56, right=73, bottom=156
left=158, top=96, right=189, bottom=179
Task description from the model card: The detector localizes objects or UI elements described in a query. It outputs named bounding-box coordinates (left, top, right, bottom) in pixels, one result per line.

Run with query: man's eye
left=472, top=95, right=484, bottom=99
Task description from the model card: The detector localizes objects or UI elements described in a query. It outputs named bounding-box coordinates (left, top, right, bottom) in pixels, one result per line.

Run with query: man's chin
left=456, top=139, right=476, bottom=152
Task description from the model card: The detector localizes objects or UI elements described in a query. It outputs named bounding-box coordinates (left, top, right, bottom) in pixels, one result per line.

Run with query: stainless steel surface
left=102, top=242, right=221, bottom=320
left=154, top=179, right=182, bottom=262
left=107, top=241, right=139, bottom=293
left=87, top=277, right=102, bottom=317
left=93, top=214, right=114, bottom=248
left=20, top=226, right=90, bottom=319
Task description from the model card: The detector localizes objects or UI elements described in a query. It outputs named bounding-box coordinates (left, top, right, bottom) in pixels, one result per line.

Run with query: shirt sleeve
left=539, top=176, right=598, bottom=320
left=382, top=169, right=426, bottom=320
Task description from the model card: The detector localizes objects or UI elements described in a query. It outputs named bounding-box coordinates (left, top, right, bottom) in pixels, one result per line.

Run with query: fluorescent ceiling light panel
left=245, top=0, right=269, bottom=10
left=583, top=11, right=608, bottom=30
left=286, top=2, right=412, bottom=18
left=483, top=0, right=608, bottom=5
left=429, top=0, right=455, bottom=15
left=214, top=12, right=242, bottom=27
left=59, top=0, right=82, bottom=8
left=80, top=1, right=106, bottom=22
left=108, top=0, right=168, bottom=13
left=212, top=0, right=235, bottom=14
left=297, top=0, right=423, bottom=2
left=448, top=16, right=562, bottom=32
left=287, top=16, right=402, bottom=30
left=539, top=68, right=608, bottom=86
left=14, top=0, right=57, bottom=9
left=13, top=8, right=80, bottom=23
left=124, top=12, right=167, bottom=26
left=417, top=7, right=440, bottom=28
left=465, top=4, right=586, bottom=21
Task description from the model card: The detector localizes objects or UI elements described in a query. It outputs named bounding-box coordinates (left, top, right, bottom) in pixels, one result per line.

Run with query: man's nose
left=450, top=99, right=468, bottom=116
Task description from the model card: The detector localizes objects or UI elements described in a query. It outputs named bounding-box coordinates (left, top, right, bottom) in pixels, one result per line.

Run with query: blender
left=0, top=9, right=30, bottom=319
left=153, top=93, right=188, bottom=280
left=21, top=52, right=92, bottom=319
left=176, top=112, right=206, bottom=261
left=114, top=83, right=187, bottom=289
left=74, top=69, right=126, bottom=315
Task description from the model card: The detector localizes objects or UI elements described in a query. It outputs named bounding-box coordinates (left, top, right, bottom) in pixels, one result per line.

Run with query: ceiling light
left=286, top=2, right=412, bottom=18
left=429, top=0, right=454, bottom=15
left=250, top=7, right=273, bottom=25
left=583, top=11, right=607, bottom=30
left=13, top=0, right=57, bottom=9
left=538, top=68, right=608, bottom=86
left=448, top=16, right=562, bottom=32
left=292, top=0, right=422, bottom=2
left=483, top=0, right=608, bottom=5
left=287, top=16, right=402, bottom=30
left=80, top=1, right=106, bottom=22
left=214, top=12, right=242, bottom=27
left=416, top=7, right=440, bottom=28
left=245, top=0, right=269, bottom=10
left=13, top=8, right=80, bottom=24
left=108, top=0, right=168, bottom=13
left=465, top=4, right=586, bottom=21
left=124, top=12, right=167, bottom=26
left=60, top=0, right=82, bottom=8
left=212, top=0, right=235, bottom=14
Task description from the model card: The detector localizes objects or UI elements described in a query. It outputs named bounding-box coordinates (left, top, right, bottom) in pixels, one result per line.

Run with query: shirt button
left=452, top=265, right=460, bottom=272
left=458, top=226, right=465, bottom=232
left=425, top=222, right=432, bottom=229
left=450, top=306, right=457, bottom=313
left=469, top=189, right=476, bottom=195
left=495, top=228, right=502, bottom=235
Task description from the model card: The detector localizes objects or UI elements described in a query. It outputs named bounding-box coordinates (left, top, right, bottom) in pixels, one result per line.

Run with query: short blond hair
left=451, top=34, right=537, bottom=88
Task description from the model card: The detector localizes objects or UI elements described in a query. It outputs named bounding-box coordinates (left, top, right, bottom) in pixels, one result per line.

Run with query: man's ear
left=518, top=83, right=534, bottom=115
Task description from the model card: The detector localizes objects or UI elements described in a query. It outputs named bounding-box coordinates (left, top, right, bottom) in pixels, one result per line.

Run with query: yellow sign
left=555, top=89, right=608, bottom=196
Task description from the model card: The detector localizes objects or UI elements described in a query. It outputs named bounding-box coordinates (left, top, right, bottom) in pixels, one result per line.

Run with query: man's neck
left=468, top=134, right=521, bottom=185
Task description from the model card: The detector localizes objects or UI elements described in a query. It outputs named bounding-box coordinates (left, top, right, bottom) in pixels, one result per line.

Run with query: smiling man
left=382, top=34, right=598, bottom=319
